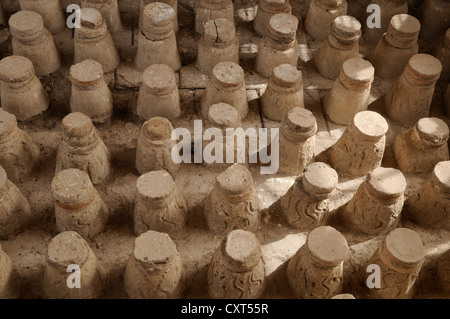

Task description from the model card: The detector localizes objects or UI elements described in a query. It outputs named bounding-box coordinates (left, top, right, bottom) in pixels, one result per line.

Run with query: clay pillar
left=140, top=0, right=179, bottom=33
left=305, top=0, right=348, bottom=41
left=137, top=64, right=180, bottom=120
left=195, top=0, right=234, bottom=35
left=56, top=112, right=111, bottom=185
left=81, top=0, right=123, bottom=35
left=261, top=64, right=304, bottom=122
left=253, top=0, right=292, bottom=37
left=124, top=230, right=184, bottom=299
left=287, top=226, right=349, bottom=299
left=208, top=229, right=265, bottom=299
left=69, top=59, right=113, bottom=124
left=51, top=168, right=108, bottom=239
left=330, top=111, right=388, bottom=177
left=280, top=162, right=338, bottom=230
left=416, top=0, right=450, bottom=41
left=204, top=164, right=260, bottom=235
left=19, top=0, right=66, bottom=35
left=0, top=243, right=22, bottom=298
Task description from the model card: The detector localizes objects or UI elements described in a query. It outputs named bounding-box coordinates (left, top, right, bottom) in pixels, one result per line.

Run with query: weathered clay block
left=51, top=168, right=108, bottom=239
left=134, top=169, right=187, bottom=236
left=208, top=229, right=266, bottom=299
left=43, top=231, right=106, bottom=299
left=124, top=230, right=184, bottom=299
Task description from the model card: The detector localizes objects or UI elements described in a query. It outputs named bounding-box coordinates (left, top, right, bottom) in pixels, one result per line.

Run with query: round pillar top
left=316, top=0, right=346, bottom=9
left=432, top=161, right=450, bottom=192
left=0, top=55, right=35, bottom=83
left=340, top=58, right=375, bottom=89
left=268, top=13, right=298, bottom=41
left=133, top=230, right=178, bottom=265
left=141, top=117, right=174, bottom=140
left=142, top=64, right=177, bottom=95
left=366, top=167, right=406, bottom=201
left=302, top=162, right=338, bottom=198
left=352, top=111, right=389, bottom=140
left=406, top=54, right=442, bottom=84
left=331, top=293, right=356, bottom=299
left=203, top=19, right=235, bottom=44
left=284, top=107, right=317, bottom=135
left=331, top=15, right=361, bottom=42
left=142, top=2, right=174, bottom=36
left=212, top=62, right=245, bottom=89
left=388, top=14, right=421, bottom=40
left=70, top=59, right=104, bottom=87
left=222, top=229, right=262, bottom=270
left=136, top=170, right=175, bottom=202
left=9, top=10, right=45, bottom=40
left=80, top=7, right=104, bottom=29
left=0, top=165, right=7, bottom=190
left=61, top=112, right=94, bottom=138
left=271, top=64, right=301, bottom=87
left=51, top=168, right=94, bottom=205
left=48, top=231, right=91, bottom=268
left=207, top=103, right=241, bottom=128
left=307, top=226, right=349, bottom=267
left=0, top=108, right=17, bottom=139
left=261, top=0, right=290, bottom=11
left=216, top=164, right=254, bottom=196
left=384, top=228, right=425, bottom=266
left=414, top=117, right=449, bottom=146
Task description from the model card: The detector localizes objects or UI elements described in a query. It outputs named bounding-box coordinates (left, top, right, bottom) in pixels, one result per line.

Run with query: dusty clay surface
left=0, top=0, right=449, bottom=299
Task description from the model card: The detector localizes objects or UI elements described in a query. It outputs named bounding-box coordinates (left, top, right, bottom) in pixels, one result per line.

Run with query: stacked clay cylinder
left=133, top=170, right=187, bottom=236
left=9, top=10, right=61, bottom=76
left=277, top=107, right=317, bottom=176
left=362, top=0, right=408, bottom=45
left=343, top=167, right=406, bottom=235
left=135, top=117, right=180, bottom=176
left=0, top=108, right=40, bottom=183
left=204, top=164, right=260, bottom=235
left=201, top=62, right=248, bottom=119
left=369, top=14, right=421, bottom=79
left=195, top=0, right=234, bottom=35
left=19, top=0, right=66, bottom=35
left=0, top=55, right=49, bottom=121
left=280, top=162, right=338, bottom=231
left=137, top=64, right=181, bottom=120
left=43, top=231, right=106, bottom=299
left=384, top=54, right=442, bottom=127
left=135, top=2, right=181, bottom=72
left=365, top=228, right=425, bottom=299
left=255, top=13, right=299, bottom=78
left=140, top=0, right=179, bottom=33
left=74, top=8, right=120, bottom=73
left=287, top=226, right=349, bottom=299
left=261, top=64, right=305, bottom=122
left=253, top=0, right=292, bottom=37
left=81, top=0, right=123, bottom=35
left=69, top=59, right=114, bottom=124
left=430, top=28, right=450, bottom=81
left=124, top=230, right=184, bottom=299
left=406, top=161, right=450, bottom=229
left=314, top=15, right=362, bottom=80
left=324, top=58, right=375, bottom=125
left=394, top=117, right=449, bottom=174
left=208, top=230, right=265, bottom=299
left=196, top=18, right=239, bottom=75
left=330, top=111, right=388, bottom=177
left=305, top=0, right=348, bottom=41
left=51, top=168, right=108, bottom=239
left=55, top=112, right=111, bottom=185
